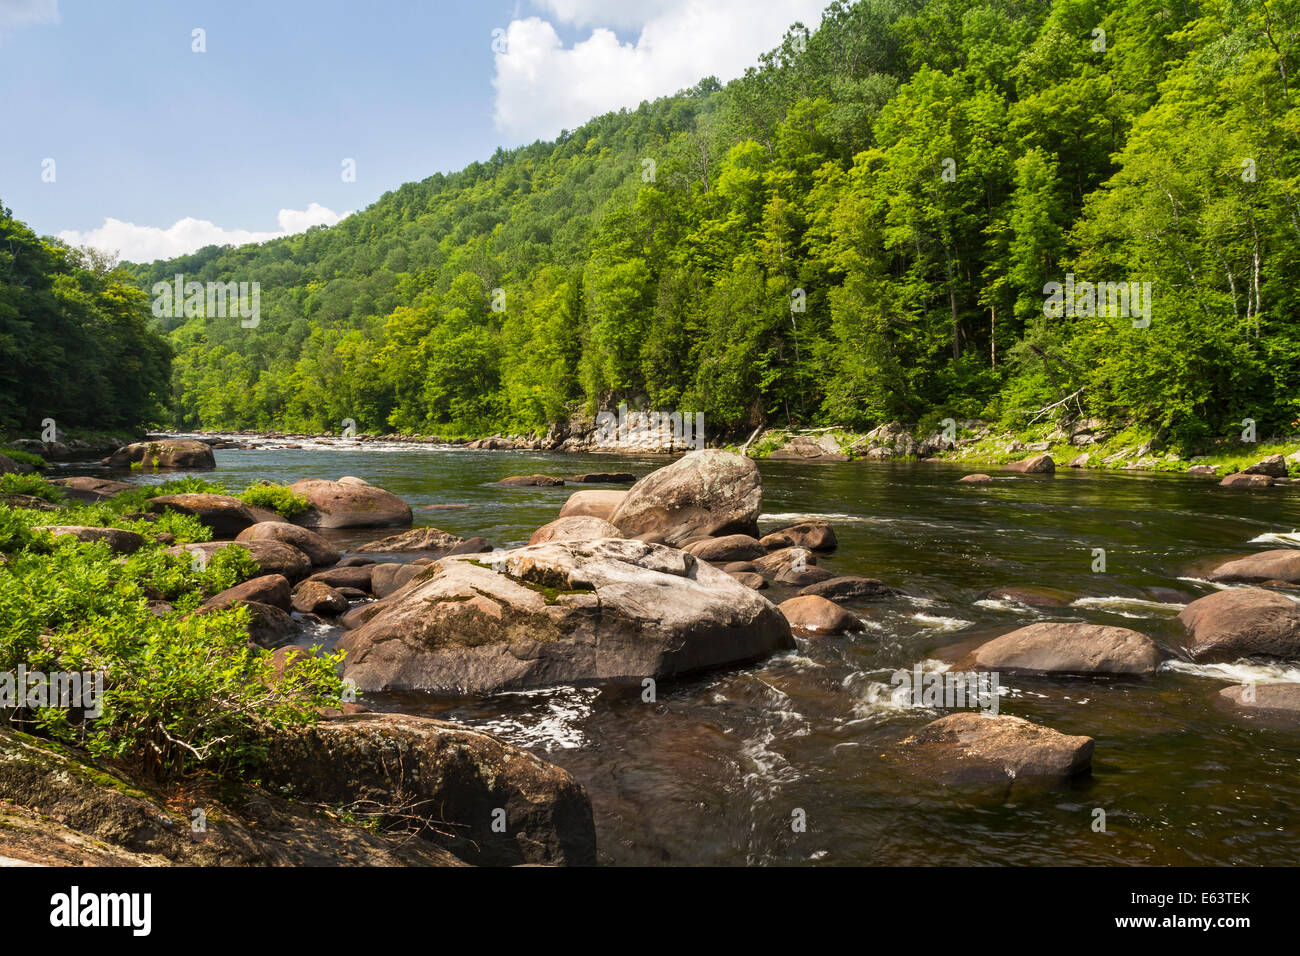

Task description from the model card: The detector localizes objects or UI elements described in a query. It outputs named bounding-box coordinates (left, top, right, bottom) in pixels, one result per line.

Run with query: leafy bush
left=238, top=482, right=311, bottom=519
left=0, top=473, right=65, bottom=503
left=0, top=505, right=346, bottom=777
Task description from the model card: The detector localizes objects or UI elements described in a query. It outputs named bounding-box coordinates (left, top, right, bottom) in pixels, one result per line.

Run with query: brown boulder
left=727, top=571, right=766, bottom=589
left=569, top=473, right=635, bottom=484
left=104, top=439, right=215, bottom=470
left=307, top=564, right=376, bottom=591
left=1220, top=472, right=1273, bottom=488
left=558, top=489, right=627, bottom=521
left=288, top=477, right=412, bottom=529
left=259, top=713, right=596, bottom=866
left=758, top=521, right=837, bottom=552
left=169, top=540, right=312, bottom=582
left=236, top=521, right=341, bottom=567
left=46, top=477, right=135, bottom=503
left=1178, top=587, right=1300, bottom=661
left=205, top=574, right=292, bottom=612
left=1000, top=454, right=1055, bottom=475
left=777, top=595, right=861, bottom=636
left=894, top=713, right=1093, bottom=790
left=799, top=575, right=894, bottom=602
left=684, top=534, right=767, bottom=563
left=608, top=449, right=762, bottom=547
left=529, top=516, right=620, bottom=545
left=966, top=622, right=1162, bottom=676
left=369, top=563, right=426, bottom=598
left=291, top=580, right=350, bottom=615
left=497, top=474, right=565, bottom=487
left=1207, top=550, right=1300, bottom=585
left=958, top=473, right=994, bottom=484
left=1244, top=454, right=1288, bottom=478
left=1216, top=683, right=1300, bottom=720
left=146, top=493, right=258, bottom=537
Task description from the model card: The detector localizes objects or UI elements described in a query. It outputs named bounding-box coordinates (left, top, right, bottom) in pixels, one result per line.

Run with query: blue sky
left=0, top=0, right=826, bottom=261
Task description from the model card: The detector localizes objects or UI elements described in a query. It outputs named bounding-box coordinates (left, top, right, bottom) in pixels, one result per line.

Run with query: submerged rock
left=339, top=538, right=793, bottom=695
left=893, top=713, right=1093, bottom=789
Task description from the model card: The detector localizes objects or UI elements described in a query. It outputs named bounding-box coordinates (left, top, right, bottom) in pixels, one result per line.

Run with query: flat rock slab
left=497, top=475, right=565, bottom=487
left=351, top=527, right=463, bottom=555
left=530, top=515, right=620, bottom=545
left=569, top=473, right=636, bottom=484
left=800, top=575, right=894, bottom=602
left=46, top=477, right=135, bottom=502
left=339, top=537, right=793, bottom=695
left=892, top=713, right=1093, bottom=790
left=1178, top=587, right=1300, bottom=661
left=965, top=622, right=1162, bottom=676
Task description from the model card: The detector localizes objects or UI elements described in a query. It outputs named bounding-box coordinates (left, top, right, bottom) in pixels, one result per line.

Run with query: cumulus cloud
left=58, top=203, right=350, bottom=264
left=493, top=0, right=826, bottom=142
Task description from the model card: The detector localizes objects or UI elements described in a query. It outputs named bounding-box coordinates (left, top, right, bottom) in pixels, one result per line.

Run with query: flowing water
left=69, top=440, right=1300, bottom=865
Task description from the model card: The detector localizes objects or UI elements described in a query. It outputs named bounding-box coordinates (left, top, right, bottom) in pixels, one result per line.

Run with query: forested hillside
left=133, top=0, right=1300, bottom=448
left=0, top=204, right=171, bottom=432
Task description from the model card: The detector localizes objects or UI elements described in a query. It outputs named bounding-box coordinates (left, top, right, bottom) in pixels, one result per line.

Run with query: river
left=67, top=440, right=1300, bottom=865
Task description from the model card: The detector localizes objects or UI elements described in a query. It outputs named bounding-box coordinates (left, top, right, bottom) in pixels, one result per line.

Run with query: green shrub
left=0, top=505, right=346, bottom=777
left=238, top=482, right=311, bottom=519
left=0, top=473, right=65, bottom=503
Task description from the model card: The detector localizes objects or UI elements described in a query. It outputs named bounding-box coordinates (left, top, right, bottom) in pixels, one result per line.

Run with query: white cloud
left=494, top=0, right=826, bottom=142
left=58, top=203, right=351, bottom=264
left=0, top=0, right=58, bottom=41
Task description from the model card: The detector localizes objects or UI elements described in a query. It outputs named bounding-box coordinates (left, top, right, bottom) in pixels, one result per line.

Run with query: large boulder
left=289, top=477, right=412, bottom=529
left=1207, top=550, right=1300, bottom=585
left=1000, top=454, right=1055, bottom=475
left=260, top=713, right=597, bottom=866
left=236, top=521, right=341, bottom=567
left=45, top=477, right=135, bottom=503
left=608, top=449, right=762, bottom=546
left=147, top=493, right=258, bottom=537
left=104, top=439, right=215, bottom=470
left=34, top=525, right=144, bottom=554
left=965, top=622, right=1162, bottom=676
left=893, top=713, right=1094, bottom=789
left=291, top=580, right=350, bottom=615
left=529, top=515, right=620, bottom=545
left=351, top=527, right=463, bottom=555
left=759, top=521, right=837, bottom=552
left=558, top=489, right=627, bottom=521
left=1177, top=587, right=1300, bottom=661
left=339, top=538, right=794, bottom=695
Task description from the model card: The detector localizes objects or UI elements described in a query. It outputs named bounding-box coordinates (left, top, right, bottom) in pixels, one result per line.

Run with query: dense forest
left=30, top=0, right=1300, bottom=447
left=0, top=204, right=171, bottom=433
